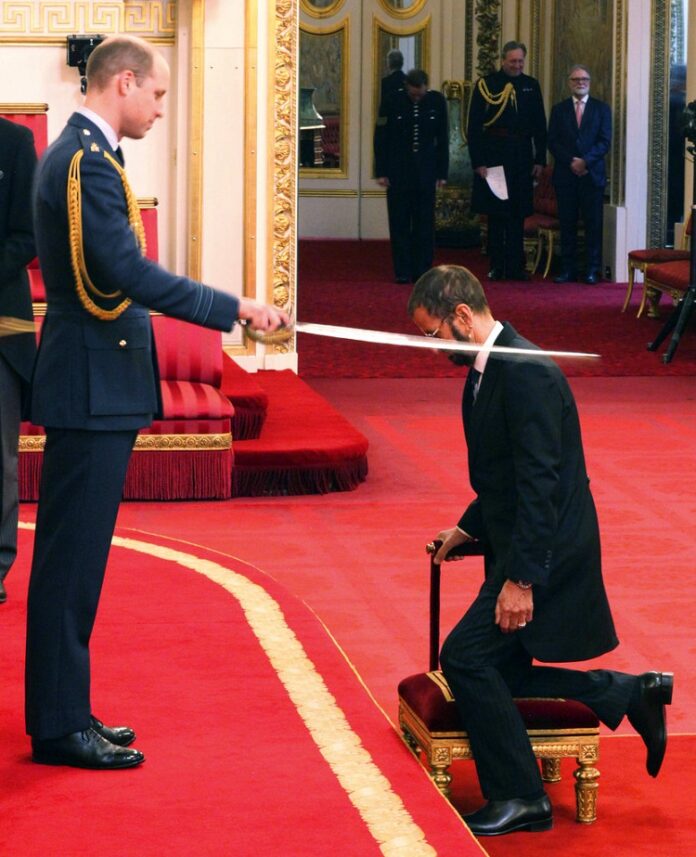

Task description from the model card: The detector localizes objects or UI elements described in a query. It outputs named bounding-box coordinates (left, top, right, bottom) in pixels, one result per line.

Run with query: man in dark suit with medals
left=408, top=264, right=674, bottom=836
left=25, top=36, right=288, bottom=769
left=0, top=118, right=37, bottom=604
left=467, top=42, right=547, bottom=281
left=374, top=69, right=449, bottom=284
left=548, top=65, right=611, bottom=284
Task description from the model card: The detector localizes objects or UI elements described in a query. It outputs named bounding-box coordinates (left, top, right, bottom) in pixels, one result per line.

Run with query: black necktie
left=114, top=146, right=125, bottom=166
left=464, top=367, right=481, bottom=419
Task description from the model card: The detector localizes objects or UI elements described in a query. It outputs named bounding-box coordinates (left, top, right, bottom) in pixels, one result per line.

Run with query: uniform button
left=119, top=339, right=127, bottom=347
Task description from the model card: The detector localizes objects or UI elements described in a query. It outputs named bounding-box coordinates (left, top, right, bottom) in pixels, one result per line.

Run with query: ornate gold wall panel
left=300, top=0, right=347, bottom=18
left=376, top=0, right=427, bottom=19
left=0, top=1, right=176, bottom=42
left=267, top=0, right=298, bottom=354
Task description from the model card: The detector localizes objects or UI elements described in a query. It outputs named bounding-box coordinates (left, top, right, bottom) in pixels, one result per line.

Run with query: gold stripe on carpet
left=18, top=523, right=437, bottom=857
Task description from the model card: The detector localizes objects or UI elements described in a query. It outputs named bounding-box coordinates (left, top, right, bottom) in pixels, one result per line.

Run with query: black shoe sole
left=32, top=750, right=145, bottom=769
left=470, top=817, right=553, bottom=836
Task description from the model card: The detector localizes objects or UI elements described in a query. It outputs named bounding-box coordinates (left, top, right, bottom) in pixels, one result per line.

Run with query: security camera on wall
left=66, top=34, right=105, bottom=94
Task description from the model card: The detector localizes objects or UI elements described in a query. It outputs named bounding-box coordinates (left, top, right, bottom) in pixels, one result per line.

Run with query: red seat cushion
left=398, top=671, right=599, bottom=733
left=159, top=379, right=232, bottom=421
left=152, top=316, right=223, bottom=386
left=645, top=259, right=690, bottom=289
left=629, top=249, right=690, bottom=264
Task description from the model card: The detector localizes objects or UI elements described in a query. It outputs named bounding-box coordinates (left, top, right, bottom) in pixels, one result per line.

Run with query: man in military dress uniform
left=375, top=69, right=449, bottom=284
left=467, top=42, right=547, bottom=281
left=25, top=36, right=288, bottom=770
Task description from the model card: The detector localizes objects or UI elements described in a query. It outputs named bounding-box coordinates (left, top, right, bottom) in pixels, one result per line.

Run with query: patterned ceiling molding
left=475, top=0, right=501, bottom=78
left=0, top=1, right=176, bottom=43
left=267, top=0, right=298, bottom=354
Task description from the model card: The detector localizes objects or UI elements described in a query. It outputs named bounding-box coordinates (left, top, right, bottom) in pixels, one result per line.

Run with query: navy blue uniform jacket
left=31, top=113, right=239, bottom=431
left=547, top=96, right=611, bottom=189
left=457, top=323, right=618, bottom=663
left=0, top=117, right=37, bottom=392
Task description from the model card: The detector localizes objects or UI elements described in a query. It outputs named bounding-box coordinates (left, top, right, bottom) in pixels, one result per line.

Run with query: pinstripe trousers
left=440, top=578, right=636, bottom=800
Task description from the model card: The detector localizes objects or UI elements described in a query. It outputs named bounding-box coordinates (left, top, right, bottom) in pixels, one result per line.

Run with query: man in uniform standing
left=26, top=35, right=288, bottom=770
left=467, top=42, right=547, bottom=281
left=375, top=69, right=449, bottom=284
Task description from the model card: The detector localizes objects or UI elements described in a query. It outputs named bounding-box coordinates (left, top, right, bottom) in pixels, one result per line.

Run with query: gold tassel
left=476, top=79, right=517, bottom=128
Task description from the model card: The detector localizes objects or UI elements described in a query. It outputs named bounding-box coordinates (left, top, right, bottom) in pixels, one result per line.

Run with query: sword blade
left=295, top=322, right=599, bottom=360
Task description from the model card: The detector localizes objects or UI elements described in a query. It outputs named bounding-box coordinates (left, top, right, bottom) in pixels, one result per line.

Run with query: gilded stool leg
left=541, top=757, right=562, bottom=783
left=543, top=231, right=555, bottom=278
left=645, top=286, right=662, bottom=318
left=429, top=747, right=453, bottom=797
left=622, top=263, right=636, bottom=312
left=573, top=758, right=599, bottom=823
left=401, top=728, right=420, bottom=755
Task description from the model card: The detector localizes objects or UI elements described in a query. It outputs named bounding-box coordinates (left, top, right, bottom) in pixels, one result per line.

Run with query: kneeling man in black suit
left=408, top=265, right=673, bottom=836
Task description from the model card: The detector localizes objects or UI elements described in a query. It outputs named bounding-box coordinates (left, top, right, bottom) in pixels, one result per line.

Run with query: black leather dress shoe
left=463, top=796, right=552, bottom=836
left=0, top=579, right=6, bottom=603
left=487, top=268, right=505, bottom=281
left=584, top=271, right=600, bottom=284
left=90, top=715, right=136, bottom=747
left=627, top=671, right=674, bottom=777
left=553, top=271, right=577, bottom=283
left=32, top=727, right=145, bottom=769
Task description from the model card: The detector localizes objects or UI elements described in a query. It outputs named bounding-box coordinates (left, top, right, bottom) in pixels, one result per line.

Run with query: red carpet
left=297, top=240, right=696, bottom=377
left=87, top=373, right=695, bottom=857
left=1, top=526, right=482, bottom=857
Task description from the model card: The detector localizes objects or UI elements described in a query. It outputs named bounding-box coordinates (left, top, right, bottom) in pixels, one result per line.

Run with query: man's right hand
left=377, top=177, right=390, bottom=187
left=474, top=166, right=488, bottom=179
left=237, top=298, right=290, bottom=333
left=433, top=527, right=473, bottom=565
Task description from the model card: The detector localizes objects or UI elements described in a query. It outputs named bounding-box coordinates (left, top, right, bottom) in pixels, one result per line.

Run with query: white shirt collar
left=473, top=320, right=504, bottom=374
left=76, top=107, right=120, bottom=152
left=573, top=95, right=589, bottom=106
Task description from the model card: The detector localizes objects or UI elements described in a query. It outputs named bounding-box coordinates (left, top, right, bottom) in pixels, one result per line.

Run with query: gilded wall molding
left=647, top=0, right=669, bottom=245
left=187, top=0, right=204, bottom=283
left=0, top=1, right=176, bottom=43
left=464, top=0, right=475, bottom=83
left=267, top=0, right=298, bottom=354
left=300, top=0, right=346, bottom=18
left=611, top=0, right=626, bottom=207
left=475, top=0, right=501, bottom=77
left=376, top=0, right=427, bottom=19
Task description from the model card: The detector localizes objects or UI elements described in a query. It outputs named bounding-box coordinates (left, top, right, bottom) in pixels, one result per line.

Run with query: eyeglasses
left=569, top=77, right=590, bottom=83
left=422, top=316, right=451, bottom=338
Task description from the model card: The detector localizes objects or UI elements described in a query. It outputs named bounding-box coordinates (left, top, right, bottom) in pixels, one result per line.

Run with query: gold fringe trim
left=426, top=671, right=455, bottom=702
left=67, top=148, right=147, bottom=321
left=23, top=520, right=440, bottom=857
left=19, top=433, right=232, bottom=453
left=476, top=78, right=516, bottom=127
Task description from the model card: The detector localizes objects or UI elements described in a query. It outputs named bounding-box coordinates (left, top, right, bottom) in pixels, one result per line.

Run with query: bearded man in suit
left=548, top=65, right=611, bottom=284
left=26, top=35, right=288, bottom=770
left=0, top=117, right=37, bottom=605
left=407, top=265, right=673, bottom=836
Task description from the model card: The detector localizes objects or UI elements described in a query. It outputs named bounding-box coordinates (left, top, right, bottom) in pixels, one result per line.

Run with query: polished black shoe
left=463, top=796, right=552, bottom=836
left=0, top=579, right=6, bottom=603
left=553, top=271, right=577, bottom=283
left=90, top=715, right=136, bottom=747
left=584, top=271, right=600, bottom=284
left=627, top=671, right=673, bottom=777
left=32, top=727, right=145, bottom=769
left=487, top=268, right=505, bottom=281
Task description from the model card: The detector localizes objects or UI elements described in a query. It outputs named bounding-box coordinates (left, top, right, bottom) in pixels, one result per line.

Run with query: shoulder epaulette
left=476, top=77, right=517, bottom=127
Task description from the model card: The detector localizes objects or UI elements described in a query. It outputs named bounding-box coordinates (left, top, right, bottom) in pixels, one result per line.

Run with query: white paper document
left=485, top=165, right=508, bottom=200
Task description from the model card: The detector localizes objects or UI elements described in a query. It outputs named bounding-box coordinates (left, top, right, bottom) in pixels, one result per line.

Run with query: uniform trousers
left=25, top=427, right=138, bottom=739
left=0, top=353, right=22, bottom=582
left=440, top=578, right=636, bottom=801
left=487, top=213, right=525, bottom=277
left=556, top=176, right=604, bottom=275
left=386, top=185, right=437, bottom=282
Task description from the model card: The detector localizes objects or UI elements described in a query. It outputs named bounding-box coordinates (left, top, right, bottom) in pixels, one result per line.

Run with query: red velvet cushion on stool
left=398, top=671, right=599, bottom=733
left=159, top=379, right=233, bottom=420
left=645, top=260, right=690, bottom=289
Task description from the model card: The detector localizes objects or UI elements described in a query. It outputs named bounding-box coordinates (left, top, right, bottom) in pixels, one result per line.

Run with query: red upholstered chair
left=624, top=214, right=692, bottom=317
left=640, top=259, right=691, bottom=319
left=398, top=541, right=601, bottom=824
left=0, top=103, right=49, bottom=157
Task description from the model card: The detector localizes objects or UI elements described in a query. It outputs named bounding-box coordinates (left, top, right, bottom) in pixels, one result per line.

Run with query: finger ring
left=518, top=622, right=526, bottom=628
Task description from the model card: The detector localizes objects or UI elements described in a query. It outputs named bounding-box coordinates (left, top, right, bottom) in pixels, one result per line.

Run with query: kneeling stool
left=397, top=541, right=601, bottom=823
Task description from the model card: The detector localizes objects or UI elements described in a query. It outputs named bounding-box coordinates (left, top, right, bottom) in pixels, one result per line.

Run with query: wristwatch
left=512, top=579, right=533, bottom=590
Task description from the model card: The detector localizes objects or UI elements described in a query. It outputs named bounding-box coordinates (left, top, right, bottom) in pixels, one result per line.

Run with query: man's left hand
left=495, top=580, right=533, bottom=633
